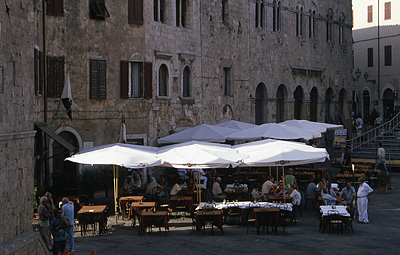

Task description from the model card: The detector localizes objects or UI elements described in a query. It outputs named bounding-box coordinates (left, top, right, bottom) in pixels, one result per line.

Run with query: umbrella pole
left=282, top=166, right=286, bottom=203
left=113, top=165, right=117, bottom=223
left=269, top=167, right=271, bottom=177
left=197, top=170, right=201, bottom=204
left=276, top=167, right=278, bottom=182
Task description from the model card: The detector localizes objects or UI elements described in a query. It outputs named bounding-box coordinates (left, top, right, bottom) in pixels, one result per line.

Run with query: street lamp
left=353, top=68, right=361, bottom=81
left=364, top=71, right=369, bottom=81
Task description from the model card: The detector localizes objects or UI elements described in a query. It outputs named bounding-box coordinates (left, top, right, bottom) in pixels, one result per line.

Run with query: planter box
left=377, top=185, right=388, bottom=194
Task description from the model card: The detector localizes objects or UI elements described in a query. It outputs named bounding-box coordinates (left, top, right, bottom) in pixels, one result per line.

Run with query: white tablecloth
left=196, top=201, right=292, bottom=211
left=320, top=205, right=350, bottom=217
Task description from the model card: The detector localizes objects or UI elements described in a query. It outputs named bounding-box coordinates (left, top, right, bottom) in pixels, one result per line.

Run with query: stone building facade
left=34, top=0, right=353, bottom=188
left=0, top=0, right=46, bottom=252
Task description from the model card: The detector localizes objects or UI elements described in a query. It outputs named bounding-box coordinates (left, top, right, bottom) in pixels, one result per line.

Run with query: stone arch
left=276, top=84, right=287, bottom=123
left=255, top=83, right=268, bottom=124
left=325, top=87, right=334, bottom=123
left=383, top=88, right=394, bottom=121
left=310, top=87, right=318, bottom=121
left=294, top=85, right=304, bottom=120
left=221, top=104, right=234, bottom=122
left=182, top=65, right=192, bottom=97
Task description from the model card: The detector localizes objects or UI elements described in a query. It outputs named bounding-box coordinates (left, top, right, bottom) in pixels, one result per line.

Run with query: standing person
left=375, top=142, right=387, bottom=172
left=49, top=208, right=70, bottom=255
left=340, top=146, right=352, bottom=167
left=357, top=178, right=373, bottom=224
left=45, top=192, right=55, bottom=221
left=284, top=168, right=297, bottom=192
left=38, top=196, right=52, bottom=250
left=356, top=116, right=363, bottom=136
left=61, top=197, right=75, bottom=252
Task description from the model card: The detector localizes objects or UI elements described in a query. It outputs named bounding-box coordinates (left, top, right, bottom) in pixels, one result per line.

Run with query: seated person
left=170, top=181, right=183, bottom=197
left=212, top=177, right=226, bottom=201
left=251, top=183, right=264, bottom=202
left=186, top=178, right=196, bottom=192
left=321, top=187, right=346, bottom=205
left=123, top=176, right=135, bottom=195
left=289, top=184, right=302, bottom=206
left=325, top=183, right=337, bottom=197
left=340, top=182, right=356, bottom=204
left=306, top=179, right=319, bottom=197
left=262, top=176, right=276, bottom=198
left=273, top=181, right=288, bottom=196
left=318, top=177, right=327, bottom=192
left=145, top=177, right=161, bottom=195
left=158, top=175, right=169, bottom=204
left=132, top=169, right=142, bottom=188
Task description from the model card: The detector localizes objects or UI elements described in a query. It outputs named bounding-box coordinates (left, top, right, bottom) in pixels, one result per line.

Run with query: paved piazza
left=74, top=173, right=400, bottom=255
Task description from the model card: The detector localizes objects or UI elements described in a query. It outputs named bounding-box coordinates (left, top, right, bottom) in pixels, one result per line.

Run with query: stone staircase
left=346, top=112, right=400, bottom=165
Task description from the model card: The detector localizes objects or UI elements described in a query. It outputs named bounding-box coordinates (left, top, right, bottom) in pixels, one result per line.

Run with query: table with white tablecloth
left=196, top=201, right=293, bottom=211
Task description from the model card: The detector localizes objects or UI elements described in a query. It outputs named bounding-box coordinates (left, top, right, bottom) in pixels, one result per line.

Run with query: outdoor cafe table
left=195, top=210, right=224, bottom=234
left=129, top=202, right=156, bottom=226
left=119, top=196, right=143, bottom=218
left=169, top=196, right=193, bottom=212
left=77, top=205, right=107, bottom=235
left=319, top=205, right=351, bottom=233
left=268, top=194, right=292, bottom=203
left=253, top=207, right=281, bottom=235
left=140, top=211, right=169, bottom=234
left=196, top=201, right=293, bottom=211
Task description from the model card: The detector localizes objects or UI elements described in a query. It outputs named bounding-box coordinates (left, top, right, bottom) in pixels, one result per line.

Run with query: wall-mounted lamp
left=363, top=71, right=369, bottom=81
left=353, top=68, right=361, bottom=81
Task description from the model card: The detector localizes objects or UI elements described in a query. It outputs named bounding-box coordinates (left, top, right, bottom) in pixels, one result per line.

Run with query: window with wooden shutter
left=89, top=0, right=110, bottom=21
left=47, top=0, right=64, bottom=16
left=90, top=59, right=107, bottom=100
left=120, top=61, right=129, bottom=99
left=145, top=62, right=153, bottom=99
left=367, top=5, right=373, bottom=23
left=385, top=2, right=391, bottom=20
left=385, top=45, right=392, bottom=66
left=47, top=56, right=64, bottom=98
left=368, top=48, right=374, bottom=67
left=128, top=0, right=143, bottom=25
left=159, top=64, right=169, bottom=96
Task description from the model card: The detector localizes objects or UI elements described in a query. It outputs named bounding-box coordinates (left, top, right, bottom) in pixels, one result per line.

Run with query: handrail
left=343, top=111, right=400, bottom=152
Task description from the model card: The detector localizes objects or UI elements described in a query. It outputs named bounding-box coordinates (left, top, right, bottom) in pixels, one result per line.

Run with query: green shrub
left=377, top=163, right=390, bottom=186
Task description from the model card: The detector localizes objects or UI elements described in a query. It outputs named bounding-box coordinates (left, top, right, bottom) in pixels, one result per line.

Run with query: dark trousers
left=53, top=240, right=66, bottom=255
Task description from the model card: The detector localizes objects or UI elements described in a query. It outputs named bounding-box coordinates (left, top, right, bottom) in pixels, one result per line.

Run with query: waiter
left=357, top=178, right=373, bottom=224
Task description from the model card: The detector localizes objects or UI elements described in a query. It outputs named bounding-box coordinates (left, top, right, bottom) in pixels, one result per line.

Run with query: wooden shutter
left=90, top=60, right=99, bottom=99
left=136, top=0, right=143, bottom=25
left=385, top=2, right=391, bottom=20
left=144, top=62, right=153, bottom=99
left=128, top=0, right=143, bottom=25
left=34, top=49, right=39, bottom=95
left=47, top=56, right=56, bottom=98
left=99, top=60, right=107, bottom=99
left=56, top=56, right=65, bottom=97
left=55, top=0, right=64, bottom=16
left=128, top=0, right=135, bottom=24
left=39, top=51, right=44, bottom=95
left=47, top=0, right=55, bottom=15
left=120, top=61, right=129, bottom=98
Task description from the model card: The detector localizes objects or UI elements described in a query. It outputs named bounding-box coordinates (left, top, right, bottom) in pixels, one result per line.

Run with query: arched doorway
left=383, top=88, right=394, bottom=121
left=337, top=89, right=346, bottom=124
left=255, top=83, right=268, bottom=124
left=310, top=87, right=318, bottom=121
left=325, top=88, right=333, bottom=123
left=276, top=84, right=287, bottom=123
left=52, top=131, right=79, bottom=191
left=362, top=88, right=371, bottom=120
left=294, top=86, right=304, bottom=120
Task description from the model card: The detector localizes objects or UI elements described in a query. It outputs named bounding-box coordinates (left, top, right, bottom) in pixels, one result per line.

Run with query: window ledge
left=156, top=96, right=172, bottom=100
left=179, top=97, right=195, bottom=104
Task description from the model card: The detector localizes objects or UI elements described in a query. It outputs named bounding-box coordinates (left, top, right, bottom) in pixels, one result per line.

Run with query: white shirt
left=357, top=182, right=373, bottom=198
left=212, top=182, right=223, bottom=195
left=146, top=181, right=160, bottom=194
left=170, top=183, right=182, bottom=196
left=377, top=147, right=386, bottom=158
left=290, top=189, right=302, bottom=206
left=262, top=180, right=273, bottom=194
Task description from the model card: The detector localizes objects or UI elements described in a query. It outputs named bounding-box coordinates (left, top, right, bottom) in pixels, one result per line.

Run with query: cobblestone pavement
left=72, top=173, right=400, bottom=255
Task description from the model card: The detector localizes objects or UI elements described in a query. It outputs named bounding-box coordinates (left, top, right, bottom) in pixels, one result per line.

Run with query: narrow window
left=90, top=59, right=107, bottom=100
left=273, top=1, right=277, bottom=31
left=47, top=0, right=64, bottom=16
left=326, top=10, right=333, bottom=42
left=367, top=48, right=374, bottom=67
left=154, top=0, right=159, bottom=21
left=176, top=0, right=180, bottom=26
left=255, top=2, right=259, bottom=28
left=223, top=67, right=231, bottom=96
left=367, top=5, right=373, bottom=23
left=277, top=2, right=281, bottom=32
left=47, top=56, right=65, bottom=98
left=260, top=2, right=264, bottom=28
left=160, top=0, right=165, bottom=23
left=309, top=10, right=315, bottom=39
left=34, top=49, right=43, bottom=96
left=296, top=7, right=300, bottom=37
left=89, top=0, right=110, bottom=21
left=384, top=45, right=392, bottom=66
left=159, top=64, right=169, bottom=96
left=222, top=0, right=228, bottom=25
left=182, top=66, right=191, bottom=97
left=385, top=2, right=391, bottom=20
left=176, top=0, right=188, bottom=27
left=128, top=0, right=143, bottom=25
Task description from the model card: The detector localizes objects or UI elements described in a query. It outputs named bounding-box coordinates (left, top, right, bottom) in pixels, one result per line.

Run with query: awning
left=35, top=123, right=75, bottom=151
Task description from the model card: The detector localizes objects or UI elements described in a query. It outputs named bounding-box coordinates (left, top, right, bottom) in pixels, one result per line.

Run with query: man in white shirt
left=262, top=176, right=276, bottom=200
left=145, top=178, right=161, bottom=195
left=212, top=177, right=226, bottom=201
left=357, top=177, right=373, bottom=223
left=289, top=185, right=301, bottom=206
left=170, top=181, right=182, bottom=196
left=375, top=142, right=387, bottom=172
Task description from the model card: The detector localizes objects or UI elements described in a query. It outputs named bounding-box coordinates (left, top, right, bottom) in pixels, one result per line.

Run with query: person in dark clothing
left=49, top=208, right=70, bottom=255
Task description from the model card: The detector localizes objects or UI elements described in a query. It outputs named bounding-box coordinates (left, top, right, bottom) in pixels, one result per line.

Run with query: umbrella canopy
left=65, top=143, right=161, bottom=168
left=233, top=139, right=329, bottom=167
left=157, top=124, right=238, bottom=144
left=157, top=141, right=247, bottom=168
left=281, top=120, right=343, bottom=134
left=215, top=120, right=257, bottom=130
left=227, top=123, right=320, bottom=141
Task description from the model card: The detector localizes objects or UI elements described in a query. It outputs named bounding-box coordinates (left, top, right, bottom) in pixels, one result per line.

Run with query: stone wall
left=0, top=232, right=49, bottom=255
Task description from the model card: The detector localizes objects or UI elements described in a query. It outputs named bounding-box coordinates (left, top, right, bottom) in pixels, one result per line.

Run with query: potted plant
left=377, top=163, right=390, bottom=194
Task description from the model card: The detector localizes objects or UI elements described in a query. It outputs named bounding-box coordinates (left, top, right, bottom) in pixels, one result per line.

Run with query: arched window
left=159, top=64, right=169, bottom=96
left=326, top=9, right=333, bottom=42
left=255, top=83, right=268, bottom=124
left=310, top=87, right=318, bottom=121
left=273, top=1, right=281, bottom=32
left=339, top=13, right=345, bottom=45
left=276, top=84, right=287, bottom=123
left=182, top=66, right=191, bottom=97
left=294, top=86, right=304, bottom=119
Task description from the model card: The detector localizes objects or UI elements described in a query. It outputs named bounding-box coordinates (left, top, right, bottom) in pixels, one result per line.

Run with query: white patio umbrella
left=66, top=143, right=161, bottom=168
left=227, top=123, right=320, bottom=141
left=281, top=120, right=343, bottom=134
left=233, top=139, right=329, bottom=167
left=215, top=120, right=257, bottom=130
left=157, top=141, right=247, bottom=169
left=157, top=124, right=237, bottom=144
